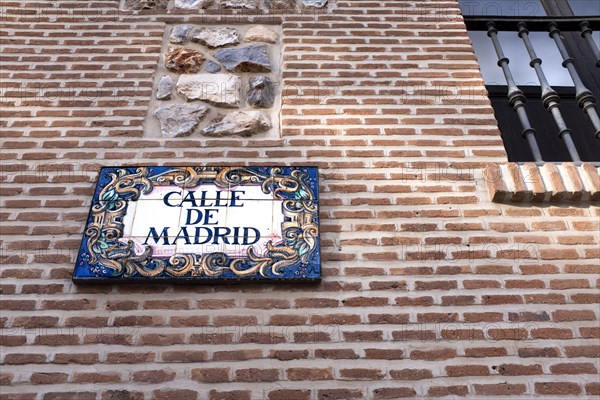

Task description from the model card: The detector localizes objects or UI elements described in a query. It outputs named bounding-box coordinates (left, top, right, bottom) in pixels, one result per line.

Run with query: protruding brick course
left=485, top=162, right=600, bottom=203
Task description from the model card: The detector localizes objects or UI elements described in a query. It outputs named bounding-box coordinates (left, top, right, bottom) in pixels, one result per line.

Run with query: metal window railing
left=465, top=17, right=600, bottom=163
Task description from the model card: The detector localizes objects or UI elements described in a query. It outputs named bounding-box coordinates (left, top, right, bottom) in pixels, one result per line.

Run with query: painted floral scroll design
left=84, top=166, right=318, bottom=278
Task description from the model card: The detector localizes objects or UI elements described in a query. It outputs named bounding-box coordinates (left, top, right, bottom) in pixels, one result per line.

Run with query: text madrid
left=144, top=189, right=263, bottom=246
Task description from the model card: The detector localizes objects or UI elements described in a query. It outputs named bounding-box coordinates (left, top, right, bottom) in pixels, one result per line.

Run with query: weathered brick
left=552, top=309, right=596, bottom=322
left=364, top=348, right=404, bottom=360
left=317, top=389, right=363, bottom=399
left=138, top=334, right=185, bottom=346
left=191, top=368, right=230, bottom=383
left=517, top=347, right=560, bottom=358
left=270, top=349, right=308, bottom=361
left=410, top=348, right=456, bottom=361
left=474, top=384, right=527, bottom=396
left=565, top=345, right=600, bottom=358
left=446, top=365, right=489, bottom=377
left=208, top=390, right=251, bottom=400
left=235, top=368, right=279, bottom=382
left=132, top=370, right=176, bottom=383
left=372, top=387, right=417, bottom=399
left=4, top=353, right=47, bottom=365
left=535, top=382, right=581, bottom=396
left=287, top=368, right=333, bottom=381
left=497, top=363, right=543, bottom=376
left=389, top=369, right=432, bottom=380
left=30, top=372, right=69, bottom=385
left=315, top=349, right=358, bottom=359
left=550, top=362, right=597, bottom=374
left=339, top=368, right=385, bottom=380
left=267, top=390, right=310, bottom=400
left=102, top=391, right=144, bottom=400
left=586, top=382, right=600, bottom=395
left=42, top=393, right=96, bottom=400
left=105, top=352, right=155, bottom=364
left=427, top=386, right=469, bottom=397
left=152, top=389, right=197, bottom=400
left=72, top=372, right=121, bottom=383
left=52, top=353, right=99, bottom=365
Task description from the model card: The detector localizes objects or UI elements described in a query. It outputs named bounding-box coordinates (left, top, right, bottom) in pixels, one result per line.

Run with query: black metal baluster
left=549, top=22, right=600, bottom=139
left=580, top=21, right=600, bottom=67
left=518, top=22, right=581, bottom=163
left=487, top=22, right=544, bottom=162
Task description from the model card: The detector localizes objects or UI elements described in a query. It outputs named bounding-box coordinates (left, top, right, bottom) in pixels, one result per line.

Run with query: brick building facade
left=1, top=1, right=599, bottom=399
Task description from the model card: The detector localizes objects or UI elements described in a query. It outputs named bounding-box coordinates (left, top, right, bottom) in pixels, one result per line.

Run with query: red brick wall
left=1, top=1, right=599, bottom=399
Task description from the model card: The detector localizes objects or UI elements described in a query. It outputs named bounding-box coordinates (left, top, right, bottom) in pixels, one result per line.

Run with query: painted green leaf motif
left=295, top=188, right=309, bottom=200
left=100, top=189, right=121, bottom=210
left=96, top=233, right=109, bottom=250
left=101, top=189, right=118, bottom=202
left=297, top=242, right=309, bottom=257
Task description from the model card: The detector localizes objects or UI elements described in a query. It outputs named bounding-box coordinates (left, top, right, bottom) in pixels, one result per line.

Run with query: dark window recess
left=459, top=0, right=600, bottom=163
left=489, top=86, right=599, bottom=161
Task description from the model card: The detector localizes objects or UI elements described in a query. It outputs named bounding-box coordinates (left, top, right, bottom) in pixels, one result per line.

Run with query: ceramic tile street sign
left=73, top=166, right=320, bottom=283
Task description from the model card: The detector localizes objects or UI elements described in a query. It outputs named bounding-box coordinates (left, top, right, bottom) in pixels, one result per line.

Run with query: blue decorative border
left=73, top=166, right=320, bottom=283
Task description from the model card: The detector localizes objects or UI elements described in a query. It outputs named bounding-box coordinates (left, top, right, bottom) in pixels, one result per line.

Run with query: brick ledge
left=484, top=162, right=600, bottom=203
